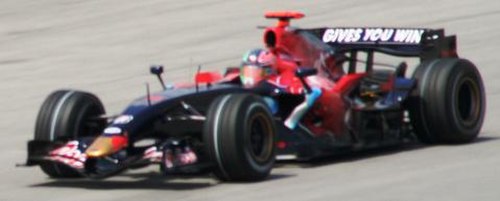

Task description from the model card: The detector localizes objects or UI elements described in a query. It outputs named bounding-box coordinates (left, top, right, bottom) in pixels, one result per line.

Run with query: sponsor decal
left=322, top=28, right=425, bottom=44
left=104, top=127, right=122, bottom=134
left=113, top=115, right=134, bottom=124
left=323, top=28, right=363, bottom=43
left=48, top=141, right=87, bottom=169
left=143, top=146, right=163, bottom=163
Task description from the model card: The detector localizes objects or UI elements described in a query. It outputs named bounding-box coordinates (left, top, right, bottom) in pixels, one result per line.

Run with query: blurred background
left=0, top=0, right=499, bottom=200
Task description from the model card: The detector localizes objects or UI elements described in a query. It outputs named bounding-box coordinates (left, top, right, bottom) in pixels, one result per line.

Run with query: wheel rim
left=455, top=77, right=481, bottom=126
left=247, top=112, right=274, bottom=163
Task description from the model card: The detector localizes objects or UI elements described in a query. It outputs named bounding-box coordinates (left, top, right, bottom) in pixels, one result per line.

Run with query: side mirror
left=150, top=65, right=166, bottom=90
left=295, top=68, right=318, bottom=78
left=150, top=65, right=164, bottom=75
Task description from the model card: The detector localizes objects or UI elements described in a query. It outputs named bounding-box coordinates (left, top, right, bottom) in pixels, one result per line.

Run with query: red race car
left=22, top=11, right=485, bottom=182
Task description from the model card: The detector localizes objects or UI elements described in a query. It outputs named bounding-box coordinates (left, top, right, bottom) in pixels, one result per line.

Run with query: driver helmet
left=240, top=48, right=276, bottom=87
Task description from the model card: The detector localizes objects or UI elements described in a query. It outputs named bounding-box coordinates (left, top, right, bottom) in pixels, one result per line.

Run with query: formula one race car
left=22, top=11, right=485, bottom=182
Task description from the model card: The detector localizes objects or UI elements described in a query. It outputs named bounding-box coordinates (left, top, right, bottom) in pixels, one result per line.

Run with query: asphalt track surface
left=1, top=0, right=499, bottom=200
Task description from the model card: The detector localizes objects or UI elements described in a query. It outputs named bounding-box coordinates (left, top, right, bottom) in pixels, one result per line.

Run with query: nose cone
left=85, top=136, right=128, bottom=158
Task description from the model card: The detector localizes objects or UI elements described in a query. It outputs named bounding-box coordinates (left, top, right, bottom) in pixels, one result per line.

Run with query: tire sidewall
left=410, top=58, right=485, bottom=143
left=240, top=99, right=276, bottom=174
left=442, top=59, right=485, bottom=140
left=205, top=93, right=276, bottom=181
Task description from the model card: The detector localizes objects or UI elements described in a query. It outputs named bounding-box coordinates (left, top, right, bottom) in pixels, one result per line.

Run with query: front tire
left=34, top=90, right=106, bottom=178
left=409, top=59, right=485, bottom=144
left=204, top=94, right=276, bottom=182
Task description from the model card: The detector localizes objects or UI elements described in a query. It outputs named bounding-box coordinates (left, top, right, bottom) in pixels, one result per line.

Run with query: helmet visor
left=240, top=65, right=266, bottom=87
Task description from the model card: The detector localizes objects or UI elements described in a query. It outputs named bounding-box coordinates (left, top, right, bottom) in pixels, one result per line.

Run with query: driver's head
left=240, top=48, right=276, bottom=87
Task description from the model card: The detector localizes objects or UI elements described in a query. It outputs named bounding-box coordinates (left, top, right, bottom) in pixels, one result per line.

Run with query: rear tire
left=204, top=94, right=276, bottom=182
left=34, top=90, right=106, bottom=178
left=409, top=59, right=485, bottom=144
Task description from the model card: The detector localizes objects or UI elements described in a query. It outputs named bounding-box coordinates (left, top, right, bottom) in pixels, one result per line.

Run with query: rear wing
left=303, top=27, right=457, bottom=60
